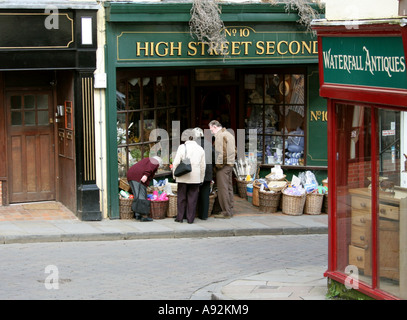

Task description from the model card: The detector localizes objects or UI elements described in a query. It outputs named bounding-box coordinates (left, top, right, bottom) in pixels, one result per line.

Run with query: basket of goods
left=167, top=193, right=177, bottom=218
left=252, top=181, right=262, bottom=207
left=259, top=190, right=282, bottom=213
left=119, top=193, right=134, bottom=220
left=265, top=172, right=287, bottom=182
left=148, top=191, right=169, bottom=219
left=304, top=185, right=328, bottom=215
left=236, top=179, right=250, bottom=199
left=323, top=193, right=329, bottom=214
left=282, top=186, right=306, bottom=216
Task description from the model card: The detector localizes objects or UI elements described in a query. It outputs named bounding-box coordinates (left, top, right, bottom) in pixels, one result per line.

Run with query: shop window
left=244, top=72, right=305, bottom=165
left=334, top=103, right=407, bottom=299
left=116, top=71, right=190, bottom=178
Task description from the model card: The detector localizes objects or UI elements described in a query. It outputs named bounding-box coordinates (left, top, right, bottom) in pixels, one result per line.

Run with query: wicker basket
left=167, top=194, right=177, bottom=217
left=236, top=179, right=250, bottom=199
left=265, top=173, right=287, bottom=182
left=252, top=182, right=261, bottom=207
left=304, top=193, right=324, bottom=215
left=119, top=197, right=134, bottom=219
left=150, top=200, right=169, bottom=219
left=267, top=180, right=287, bottom=192
left=282, top=192, right=306, bottom=216
left=259, top=191, right=282, bottom=213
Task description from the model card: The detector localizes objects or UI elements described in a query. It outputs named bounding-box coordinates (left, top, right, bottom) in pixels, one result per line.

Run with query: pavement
left=0, top=196, right=329, bottom=300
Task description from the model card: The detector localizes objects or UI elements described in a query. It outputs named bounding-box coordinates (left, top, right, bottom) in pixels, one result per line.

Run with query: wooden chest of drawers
left=348, top=189, right=400, bottom=281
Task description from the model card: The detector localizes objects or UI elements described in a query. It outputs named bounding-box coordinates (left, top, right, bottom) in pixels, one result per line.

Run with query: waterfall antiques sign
left=322, top=36, right=407, bottom=89
left=116, top=25, right=318, bottom=64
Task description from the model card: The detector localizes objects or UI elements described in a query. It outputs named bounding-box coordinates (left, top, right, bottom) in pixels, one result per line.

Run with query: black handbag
left=174, top=144, right=192, bottom=177
left=129, top=180, right=151, bottom=214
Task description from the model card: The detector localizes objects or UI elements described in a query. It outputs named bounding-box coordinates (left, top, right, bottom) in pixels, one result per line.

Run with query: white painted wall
left=322, top=0, right=399, bottom=20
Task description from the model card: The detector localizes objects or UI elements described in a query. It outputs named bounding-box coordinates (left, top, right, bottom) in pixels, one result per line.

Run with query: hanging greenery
left=265, top=0, right=323, bottom=32
left=189, top=0, right=228, bottom=56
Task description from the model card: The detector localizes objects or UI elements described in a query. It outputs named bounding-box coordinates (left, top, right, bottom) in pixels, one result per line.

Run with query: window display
left=116, top=71, right=190, bottom=178
left=244, top=72, right=305, bottom=166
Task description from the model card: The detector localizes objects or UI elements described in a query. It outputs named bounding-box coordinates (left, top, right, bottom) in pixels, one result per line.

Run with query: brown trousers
left=176, top=183, right=200, bottom=223
left=215, top=165, right=234, bottom=216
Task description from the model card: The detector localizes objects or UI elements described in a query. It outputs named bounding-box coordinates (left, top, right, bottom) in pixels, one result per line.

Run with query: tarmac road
left=0, top=234, right=327, bottom=300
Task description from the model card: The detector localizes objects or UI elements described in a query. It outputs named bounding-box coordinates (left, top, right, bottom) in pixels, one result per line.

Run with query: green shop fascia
left=104, top=2, right=327, bottom=218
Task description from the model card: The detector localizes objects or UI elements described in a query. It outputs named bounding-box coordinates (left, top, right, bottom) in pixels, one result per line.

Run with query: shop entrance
left=195, top=86, right=237, bottom=132
left=6, top=90, right=55, bottom=203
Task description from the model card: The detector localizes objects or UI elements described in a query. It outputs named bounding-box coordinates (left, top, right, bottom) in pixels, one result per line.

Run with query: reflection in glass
left=38, top=111, right=48, bottom=125
left=25, top=111, right=35, bottom=125
left=335, top=104, right=372, bottom=286
left=37, top=95, right=48, bottom=109
left=11, top=96, right=22, bottom=109
left=11, top=111, right=22, bottom=125
left=25, top=95, right=35, bottom=109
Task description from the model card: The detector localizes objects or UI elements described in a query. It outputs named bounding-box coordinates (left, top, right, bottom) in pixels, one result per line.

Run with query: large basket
left=150, top=200, right=169, bottom=219
left=282, top=193, right=306, bottom=216
left=167, top=194, right=177, bottom=217
left=259, top=191, right=282, bottom=213
left=119, top=197, right=134, bottom=219
left=236, top=179, right=250, bottom=199
left=252, top=182, right=261, bottom=207
left=304, top=193, right=324, bottom=215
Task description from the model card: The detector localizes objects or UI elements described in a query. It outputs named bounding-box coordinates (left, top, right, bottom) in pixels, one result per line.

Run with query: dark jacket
left=127, top=157, right=159, bottom=187
left=198, top=136, right=214, bottom=182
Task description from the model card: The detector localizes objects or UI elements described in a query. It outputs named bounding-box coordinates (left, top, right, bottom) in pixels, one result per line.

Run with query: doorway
left=6, top=90, right=55, bottom=203
left=195, top=86, right=237, bottom=132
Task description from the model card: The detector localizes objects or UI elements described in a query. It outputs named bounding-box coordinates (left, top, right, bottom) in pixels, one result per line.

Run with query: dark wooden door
left=6, top=91, right=55, bottom=203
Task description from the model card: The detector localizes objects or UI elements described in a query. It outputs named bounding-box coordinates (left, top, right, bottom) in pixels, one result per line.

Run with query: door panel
left=7, top=91, right=55, bottom=203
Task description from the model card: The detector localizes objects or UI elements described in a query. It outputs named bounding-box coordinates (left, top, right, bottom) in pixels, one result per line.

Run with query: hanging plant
left=189, top=0, right=228, bottom=56
left=265, top=0, right=323, bottom=32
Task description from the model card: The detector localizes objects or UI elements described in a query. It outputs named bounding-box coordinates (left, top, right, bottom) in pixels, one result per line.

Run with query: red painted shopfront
left=312, top=20, right=407, bottom=300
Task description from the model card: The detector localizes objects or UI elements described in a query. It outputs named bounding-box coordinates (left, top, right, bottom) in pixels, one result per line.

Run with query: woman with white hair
left=172, top=129, right=205, bottom=223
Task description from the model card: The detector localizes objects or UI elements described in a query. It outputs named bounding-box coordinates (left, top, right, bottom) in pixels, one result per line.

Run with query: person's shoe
left=140, top=216, right=153, bottom=222
left=174, top=218, right=183, bottom=223
left=135, top=214, right=141, bottom=220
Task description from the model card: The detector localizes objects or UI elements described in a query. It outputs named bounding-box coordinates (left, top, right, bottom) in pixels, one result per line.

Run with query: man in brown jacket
left=209, top=120, right=235, bottom=218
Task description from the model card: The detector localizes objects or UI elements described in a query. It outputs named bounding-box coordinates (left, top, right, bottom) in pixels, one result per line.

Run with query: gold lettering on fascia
left=131, top=27, right=317, bottom=58
left=135, top=40, right=318, bottom=57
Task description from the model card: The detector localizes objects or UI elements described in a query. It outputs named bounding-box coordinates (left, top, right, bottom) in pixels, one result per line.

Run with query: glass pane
left=38, top=111, right=48, bottom=125
left=117, top=113, right=127, bottom=145
left=265, top=74, right=283, bottom=103
left=142, top=77, right=154, bottom=109
left=11, top=111, right=22, bottom=125
left=10, top=96, right=22, bottom=109
left=127, top=112, right=141, bottom=143
left=25, top=111, right=35, bottom=125
left=377, top=109, right=404, bottom=298
left=167, top=76, right=178, bottom=106
left=37, top=95, right=48, bottom=109
left=287, top=74, right=305, bottom=104
left=128, top=79, right=140, bottom=110
left=179, top=75, right=189, bottom=106
left=117, top=147, right=128, bottom=178
left=24, top=95, right=35, bottom=109
left=336, top=104, right=372, bottom=286
left=156, top=76, right=167, bottom=108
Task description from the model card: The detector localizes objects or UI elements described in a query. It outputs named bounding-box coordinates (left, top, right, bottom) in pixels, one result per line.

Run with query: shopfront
left=313, top=20, right=407, bottom=299
left=0, top=2, right=101, bottom=220
left=105, top=2, right=327, bottom=218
